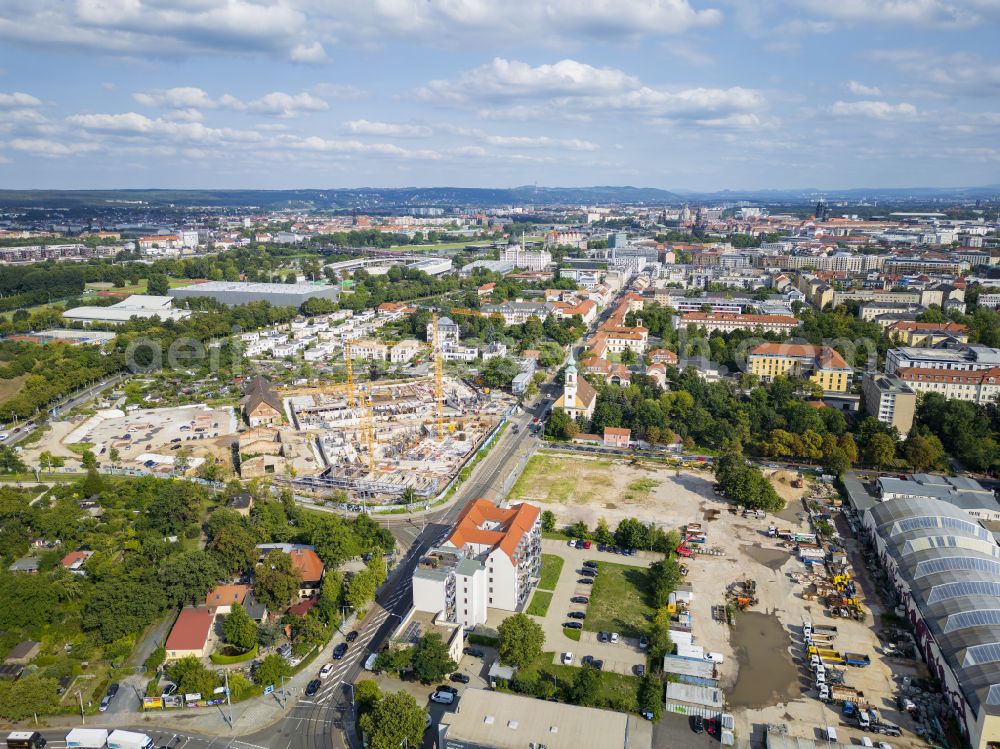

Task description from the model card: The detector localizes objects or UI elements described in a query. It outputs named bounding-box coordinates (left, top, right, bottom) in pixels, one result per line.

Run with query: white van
left=818, top=684, right=830, bottom=701
left=825, top=726, right=837, bottom=743
left=430, top=690, right=455, bottom=705
left=363, top=652, right=378, bottom=671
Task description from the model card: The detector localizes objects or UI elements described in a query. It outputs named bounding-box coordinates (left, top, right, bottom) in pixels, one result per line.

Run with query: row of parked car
left=565, top=539, right=638, bottom=556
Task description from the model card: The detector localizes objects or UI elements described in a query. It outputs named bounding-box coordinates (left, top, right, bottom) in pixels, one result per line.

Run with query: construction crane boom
left=344, top=339, right=355, bottom=408
left=431, top=312, right=444, bottom=441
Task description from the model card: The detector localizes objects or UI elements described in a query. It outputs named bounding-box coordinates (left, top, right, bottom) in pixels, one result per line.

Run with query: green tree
left=649, top=559, right=682, bottom=608
left=411, top=632, right=458, bottom=683
left=345, top=567, right=378, bottom=613
left=253, top=653, right=291, bottom=687
left=359, top=690, right=426, bottom=749
left=497, top=613, right=545, bottom=668
left=209, top=523, right=258, bottom=574
left=614, top=518, right=649, bottom=549
left=254, top=550, right=302, bottom=610
left=569, top=664, right=601, bottom=706
left=80, top=449, right=97, bottom=471
left=481, top=357, right=520, bottom=389
left=223, top=603, right=258, bottom=652
left=107, top=446, right=121, bottom=468
left=637, top=674, right=664, bottom=720
left=648, top=607, right=673, bottom=661
left=146, top=273, right=170, bottom=296
left=166, top=656, right=220, bottom=697
left=159, top=550, right=223, bottom=607
left=0, top=446, right=27, bottom=474
left=545, top=407, right=578, bottom=440
left=355, top=679, right=381, bottom=716
left=0, top=675, right=60, bottom=721
left=865, top=433, right=896, bottom=469
left=540, top=510, right=556, bottom=533
left=904, top=432, right=945, bottom=471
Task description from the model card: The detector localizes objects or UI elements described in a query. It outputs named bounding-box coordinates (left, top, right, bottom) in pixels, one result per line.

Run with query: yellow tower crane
left=344, top=339, right=356, bottom=408
left=431, top=312, right=445, bottom=441
left=360, top=384, right=377, bottom=472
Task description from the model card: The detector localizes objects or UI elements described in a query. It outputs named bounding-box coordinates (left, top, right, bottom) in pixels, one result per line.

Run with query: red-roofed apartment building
left=412, top=499, right=541, bottom=627
left=165, top=607, right=215, bottom=660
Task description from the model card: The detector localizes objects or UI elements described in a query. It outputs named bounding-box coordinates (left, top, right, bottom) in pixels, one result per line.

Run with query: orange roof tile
left=166, top=608, right=215, bottom=652
left=448, top=499, right=540, bottom=563
left=288, top=548, right=325, bottom=582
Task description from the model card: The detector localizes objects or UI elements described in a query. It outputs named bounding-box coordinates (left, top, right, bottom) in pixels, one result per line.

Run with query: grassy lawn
left=542, top=529, right=571, bottom=541
left=526, top=590, right=553, bottom=617
left=538, top=554, right=564, bottom=590
left=562, top=627, right=581, bottom=641
left=584, top=562, right=655, bottom=639
left=0, top=373, right=28, bottom=403
left=515, top=651, right=640, bottom=712
left=509, top=454, right=614, bottom=505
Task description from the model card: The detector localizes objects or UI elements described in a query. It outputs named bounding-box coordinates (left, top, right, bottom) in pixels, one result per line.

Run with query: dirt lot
left=511, top=452, right=929, bottom=747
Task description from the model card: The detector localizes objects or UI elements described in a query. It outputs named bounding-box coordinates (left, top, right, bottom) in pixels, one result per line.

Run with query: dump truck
left=814, top=624, right=838, bottom=635
left=844, top=652, right=871, bottom=667
left=819, top=684, right=865, bottom=704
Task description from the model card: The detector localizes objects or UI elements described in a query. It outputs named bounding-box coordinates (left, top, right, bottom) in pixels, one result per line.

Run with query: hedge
left=209, top=644, right=258, bottom=665
left=466, top=633, right=498, bottom=647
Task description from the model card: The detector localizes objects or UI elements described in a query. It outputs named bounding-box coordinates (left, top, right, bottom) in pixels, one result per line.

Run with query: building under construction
left=282, top=375, right=513, bottom=501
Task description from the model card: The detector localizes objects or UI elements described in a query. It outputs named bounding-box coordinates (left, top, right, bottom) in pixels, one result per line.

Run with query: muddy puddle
left=741, top=544, right=791, bottom=571
left=728, top=610, right=800, bottom=708
left=775, top=500, right=806, bottom=524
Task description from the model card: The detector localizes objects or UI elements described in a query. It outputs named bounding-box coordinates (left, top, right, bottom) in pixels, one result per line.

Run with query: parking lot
left=62, top=404, right=238, bottom=471
left=531, top=539, right=652, bottom=675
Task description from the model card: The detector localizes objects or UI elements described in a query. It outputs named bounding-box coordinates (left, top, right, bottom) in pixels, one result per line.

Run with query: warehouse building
left=863, top=498, right=1000, bottom=749
left=62, top=294, right=191, bottom=325
left=169, top=281, right=340, bottom=307
left=436, top=688, right=651, bottom=749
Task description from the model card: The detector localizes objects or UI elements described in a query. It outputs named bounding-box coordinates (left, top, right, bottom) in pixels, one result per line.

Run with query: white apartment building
left=412, top=500, right=541, bottom=627
left=885, top=346, right=1000, bottom=374
left=441, top=344, right=478, bottom=362
left=480, top=302, right=554, bottom=325
left=896, top=366, right=1000, bottom=405
left=390, top=339, right=421, bottom=364
left=347, top=339, right=389, bottom=361
left=673, top=312, right=801, bottom=334
left=502, top=244, right=552, bottom=271
left=427, top=316, right=461, bottom=346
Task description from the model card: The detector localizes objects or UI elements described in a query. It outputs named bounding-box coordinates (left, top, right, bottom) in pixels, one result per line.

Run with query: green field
left=539, top=554, right=563, bottom=590
left=526, top=590, right=553, bottom=617
left=509, top=454, right=615, bottom=505
left=584, top=562, right=655, bottom=639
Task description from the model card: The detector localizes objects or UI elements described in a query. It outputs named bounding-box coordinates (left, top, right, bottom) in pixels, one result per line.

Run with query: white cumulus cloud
left=847, top=81, right=882, bottom=96
left=0, top=92, right=43, bottom=108
left=134, top=88, right=328, bottom=118
left=344, top=120, right=433, bottom=138
left=10, top=138, right=100, bottom=157
left=830, top=100, right=919, bottom=120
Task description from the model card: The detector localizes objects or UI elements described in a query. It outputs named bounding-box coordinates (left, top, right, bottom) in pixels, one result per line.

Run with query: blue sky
left=0, top=0, right=998, bottom=192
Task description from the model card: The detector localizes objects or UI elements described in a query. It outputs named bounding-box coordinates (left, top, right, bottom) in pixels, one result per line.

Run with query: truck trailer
left=106, top=731, right=153, bottom=749
left=65, top=729, right=109, bottom=748
left=844, top=652, right=871, bottom=667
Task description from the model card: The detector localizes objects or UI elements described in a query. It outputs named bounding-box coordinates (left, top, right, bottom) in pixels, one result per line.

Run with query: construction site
left=275, top=317, right=515, bottom=502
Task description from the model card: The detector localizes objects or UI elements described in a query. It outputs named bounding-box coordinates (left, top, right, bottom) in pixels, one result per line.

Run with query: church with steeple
left=552, top=350, right=597, bottom=421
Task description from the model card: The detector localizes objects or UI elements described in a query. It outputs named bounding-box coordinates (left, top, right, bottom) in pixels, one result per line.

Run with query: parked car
left=592, top=659, right=604, bottom=671
left=580, top=568, right=597, bottom=577
left=610, top=632, right=620, bottom=643
left=564, top=621, right=583, bottom=630
left=638, top=635, right=649, bottom=650
left=437, top=685, right=458, bottom=695
left=431, top=690, right=455, bottom=705
left=305, top=679, right=321, bottom=697
left=319, top=663, right=335, bottom=679
left=346, top=631, right=359, bottom=643
left=581, top=655, right=594, bottom=667
left=567, top=539, right=576, bottom=548
left=570, top=596, right=590, bottom=604
left=597, top=544, right=607, bottom=552
left=567, top=611, right=586, bottom=620
left=99, top=694, right=113, bottom=712
left=160, top=683, right=178, bottom=697
left=582, top=540, right=592, bottom=549
left=463, top=647, right=484, bottom=658
left=583, top=560, right=598, bottom=569
left=578, top=578, right=594, bottom=585
left=598, top=631, right=609, bottom=642
left=692, top=715, right=705, bottom=733
left=561, top=652, right=573, bottom=665
left=333, top=643, right=348, bottom=659
left=450, top=672, right=470, bottom=684
left=634, top=664, right=646, bottom=676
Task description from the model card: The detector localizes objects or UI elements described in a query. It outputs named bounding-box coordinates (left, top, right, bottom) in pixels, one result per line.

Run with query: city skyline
left=0, top=1, right=999, bottom=191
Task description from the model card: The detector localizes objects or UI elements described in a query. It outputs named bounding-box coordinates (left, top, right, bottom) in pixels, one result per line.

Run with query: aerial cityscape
left=1, top=3, right=1000, bottom=749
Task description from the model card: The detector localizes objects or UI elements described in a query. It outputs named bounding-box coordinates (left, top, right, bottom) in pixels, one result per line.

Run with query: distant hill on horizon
left=0, top=183, right=995, bottom=209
